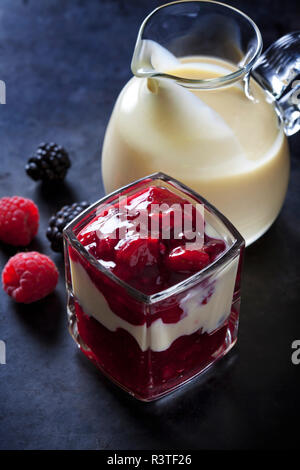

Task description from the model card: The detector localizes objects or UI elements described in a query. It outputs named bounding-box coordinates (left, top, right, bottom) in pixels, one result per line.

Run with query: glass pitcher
left=101, top=0, right=300, bottom=246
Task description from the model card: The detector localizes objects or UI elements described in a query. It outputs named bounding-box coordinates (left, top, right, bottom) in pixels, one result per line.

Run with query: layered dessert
left=64, top=174, right=244, bottom=400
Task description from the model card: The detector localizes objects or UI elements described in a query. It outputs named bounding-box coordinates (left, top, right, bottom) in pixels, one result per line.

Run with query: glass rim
left=131, top=0, right=263, bottom=89
left=64, top=172, right=244, bottom=304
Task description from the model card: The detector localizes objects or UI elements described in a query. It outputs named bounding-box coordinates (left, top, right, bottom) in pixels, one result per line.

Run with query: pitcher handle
left=252, top=31, right=300, bottom=136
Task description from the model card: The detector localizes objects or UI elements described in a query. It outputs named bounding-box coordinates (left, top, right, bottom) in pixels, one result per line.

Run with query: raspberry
left=79, top=232, right=119, bottom=261
left=94, top=237, right=118, bottom=260
left=77, top=230, right=98, bottom=248
left=149, top=205, right=183, bottom=233
left=203, top=238, right=226, bottom=261
left=2, top=252, right=58, bottom=303
left=0, top=196, right=39, bottom=246
left=116, top=238, right=161, bottom=270
left=167, top=246, right=210, bottom=273
left=146, top=186, right=183, bottom=205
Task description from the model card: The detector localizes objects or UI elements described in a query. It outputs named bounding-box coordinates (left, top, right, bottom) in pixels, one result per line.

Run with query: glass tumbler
left=64, top=173, right=244, bottom=401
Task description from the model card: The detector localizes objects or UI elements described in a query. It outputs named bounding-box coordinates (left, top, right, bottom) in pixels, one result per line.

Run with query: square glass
left=64, top=172, right=244, bottom=401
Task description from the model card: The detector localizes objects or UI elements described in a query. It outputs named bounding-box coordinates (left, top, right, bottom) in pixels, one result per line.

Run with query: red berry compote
left=64, top=173, right=244, bottom=401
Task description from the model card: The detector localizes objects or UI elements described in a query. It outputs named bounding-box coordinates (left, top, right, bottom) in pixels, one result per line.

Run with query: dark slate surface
left=0, top=0, right=299, bottom=450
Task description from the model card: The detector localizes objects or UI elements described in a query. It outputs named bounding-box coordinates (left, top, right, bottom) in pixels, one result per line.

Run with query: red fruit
left=78, top=230, right=98, bottom=247
left=0, top=196, right=39, bottom=246
left=203, top=239, right=226, bottom=261
left=78, top=228, right=118, bottom=261
left=2, top=252, right=58, bottom=303
left=116, top=237, right=161, bottom=270
left=167, top=246, right=210, bottom=273
left=95, top=236, right=118, bottom=260
left=146, top=186, right=183, bottom=206
left=149, top=205, right=184, bottom=235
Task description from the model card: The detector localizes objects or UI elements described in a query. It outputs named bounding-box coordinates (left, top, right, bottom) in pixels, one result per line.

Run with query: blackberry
left=46, top=201, right=90, bottom=252
left=25, top=142, right=71, bottom=182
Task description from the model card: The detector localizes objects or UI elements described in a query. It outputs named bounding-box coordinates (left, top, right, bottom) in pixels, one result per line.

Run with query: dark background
left=0, top=0, right=299, bottom=450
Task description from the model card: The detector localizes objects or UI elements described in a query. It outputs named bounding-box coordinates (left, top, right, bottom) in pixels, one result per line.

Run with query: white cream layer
left=70, top=257, right=238, bottom=352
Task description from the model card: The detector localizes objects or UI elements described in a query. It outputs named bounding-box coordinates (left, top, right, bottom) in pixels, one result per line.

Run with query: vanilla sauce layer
left=69, top=255, right=238, bottom=353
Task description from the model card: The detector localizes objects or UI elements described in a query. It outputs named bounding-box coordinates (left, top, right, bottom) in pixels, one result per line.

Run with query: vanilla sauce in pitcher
left=102, top=43, right=289, bottom=245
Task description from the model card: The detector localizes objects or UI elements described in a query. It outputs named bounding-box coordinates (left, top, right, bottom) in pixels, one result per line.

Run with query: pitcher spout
left=130, top=1, right=262, bottom=90
left=131, top=39, right=180, bottom=78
